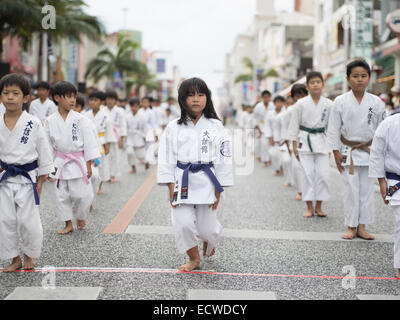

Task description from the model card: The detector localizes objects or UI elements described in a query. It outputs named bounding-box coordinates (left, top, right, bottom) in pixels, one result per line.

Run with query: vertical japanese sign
left=354, top=0, right=373, bottom=63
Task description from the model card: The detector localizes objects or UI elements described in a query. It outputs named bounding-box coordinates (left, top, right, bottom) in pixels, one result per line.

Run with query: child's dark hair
left=141, top=96, right=151, bottom=102
left=177, top=77, right=220, bottom=126
left=0, top=73, right=31, bottom=96
left=105, top=90, right=118, bottom=100
left=261, top=90, right=271, bottom=97
left=129, top=98, right=140, bottom=106
left=36, top=81, right=51, bottom=91
left=76, top=94, right=85, bottom=108
left=89, top=90, right=105, bottom=101
left=306, top=71, right=324, bottom=84
left=291, top=84, right=308, bottom=97
left=274, top=95, right=285, bottom=103
left=346, top=59, right=371, bottom=77
left=51, top=81, right=77, bottom=105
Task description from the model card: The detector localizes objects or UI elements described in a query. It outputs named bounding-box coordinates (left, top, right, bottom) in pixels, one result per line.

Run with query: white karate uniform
left=157, top=115, right=233, bottom=256
left=241, top=111, right=256, bottom=151
left=29, top=98, right=57, bottom=124
left=369, top=113, right=400, bottom=268
left=82, top=108, right=112, bottom=182
left=327, top=90, right=386, bottom=227
left=139, top=107, right=158, bottom=164
left=44, top=110, right=100, bottom=222
left=253, top=102, right=271, bottom=161
left=273, top=108, right=293, bottom=185
left=265, top=109, right=281, bottom=170
left=288, top=95, right=332, bottom=202
left=0, top=103, right=5, bottom=116
left=104, top=106, right=127, bottom=178
left=162, top=103, right=181, bottom=119
left=0, top=112, right=54, bottom=260
left=126, top=111, right=148, bottom=166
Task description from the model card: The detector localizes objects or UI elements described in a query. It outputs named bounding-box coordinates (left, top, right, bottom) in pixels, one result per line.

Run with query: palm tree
left=125, top=63, right=160, bottom=98
left=234, top=56, right=279, bottom=84
left=0, top=0, right=105, bottom=79
left=85, top=33, right=141, bottom=90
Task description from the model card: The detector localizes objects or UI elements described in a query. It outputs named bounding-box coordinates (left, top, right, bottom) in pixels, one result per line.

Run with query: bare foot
left=357, top=230, right=375, bottom=240
left=90, top=205, right=94, bottom=212
left=145, top=163, right=150, bottom=170
left=295, top=194, right=302, bottom=201
left=23, top=254, right=35, bottom=270
left=283, top=183, right=291, bottom=187
left=77, top=220, right=86, bottom=230
left=202, top=242, right=216, bottom=258
left=257, top=157, right=261, bottom=163
left=315, top=209, right=327, bottom=217
left=274, top=171, right=283, bottom=176
left=262, top=162, right=270, bottom=168
left=303, top=211, right=314, bottom=218
left=2, top=256, right=22, bottom=272
left=178, top=259, right=201, bottom=272
left=341, top=228, right=357, bottom=240
left=97, top=190, right=104, bottom=195
left=110, top=177, right=116, bottom=183
left=58, top=222, right=74, bottom=235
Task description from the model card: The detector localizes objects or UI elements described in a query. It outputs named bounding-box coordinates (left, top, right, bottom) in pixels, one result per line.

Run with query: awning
left=325, top=73, right=346, bottom=87
left=277, top=76, right=306, bottom=97
left=375, top=55, right=395, bottom=79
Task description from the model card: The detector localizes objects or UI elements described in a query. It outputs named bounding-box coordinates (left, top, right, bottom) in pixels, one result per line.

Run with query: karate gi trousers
left=281, top=150, right=293, bottom=185
left=260, top=137, right=271, bottom=163
left=127, top=146, right=146, bottom=166
left=109, top=142, right=121, bottom=178
left=98, top=154, right=110, bottom=182
left=341, top=166, right=374, bottom=227
left=269, top=144, right=281, bottom=172
left=55, top=178, right=94, bottom=222
left=394, top=206, right=400, bottom=269
left=291, top=153, right=305, bottom=194
left=299, top=153, right=330, bottom=202
left=0, top=182, right=43, bottom=260
left=171, top=204, right=222, bottom=257
left=90, top=165, right=101, bottom=197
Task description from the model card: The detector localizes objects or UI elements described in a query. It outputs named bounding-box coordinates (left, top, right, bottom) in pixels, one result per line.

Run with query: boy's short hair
left=36, top=81, right=51, bottom=91
left=141, top=96, right=150, bottom=102
left=346, top=59, right=371, bottom=77
left=129, top=98, right=140, bottom=106
left=89, top=90, right=105, bottom=101
left=105, top=90, right=118, bottom=100
left=51, top=81, right=77, bottom=105
left=0, top=73, right=31, bottom=96
left=76, top=94, right=85, bottom=107
left=306, top=71, right=324, bottom=84
left=291, top=84, right=308, bottom=97
left=261, top=90, right=272, bottom=97
left=167, top=97, right=175, bottom=101
left=273, top=95, right=286, bottom=103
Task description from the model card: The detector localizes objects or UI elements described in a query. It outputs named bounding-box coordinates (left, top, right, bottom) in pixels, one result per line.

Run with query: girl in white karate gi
left=369, top=113, right=400, bottom=279
left=0, top=74, right=54, bottom=272
left=289, top=72, right=333, bottom=218
left=327, top=59, right=386, bottom=240
left=45, top=82, right=101, bottom=235
left=158, top=78, right=233, bottom=272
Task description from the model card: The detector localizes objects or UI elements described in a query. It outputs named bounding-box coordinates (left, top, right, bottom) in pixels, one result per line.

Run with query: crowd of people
left=1, top=58, right=400, bottom=279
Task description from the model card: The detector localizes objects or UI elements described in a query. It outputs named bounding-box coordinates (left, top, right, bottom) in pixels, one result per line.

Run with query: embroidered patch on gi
left=181, top=187, right=188, bottom=199
left=220, top=141, right=232, bottom=157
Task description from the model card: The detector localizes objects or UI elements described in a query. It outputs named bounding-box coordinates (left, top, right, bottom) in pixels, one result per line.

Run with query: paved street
left=1, top=137, right=400, bottom=301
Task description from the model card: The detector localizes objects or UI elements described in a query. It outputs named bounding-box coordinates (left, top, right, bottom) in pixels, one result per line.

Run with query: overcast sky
left=85, top=0, right=294, bottom=102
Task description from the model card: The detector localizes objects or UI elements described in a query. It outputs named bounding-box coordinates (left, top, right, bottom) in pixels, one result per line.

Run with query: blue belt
left=386, top=172, right=400, bottom=198
left=0, top=160, right=40, bottom=205
left=177, top=161, right=224, bottom=200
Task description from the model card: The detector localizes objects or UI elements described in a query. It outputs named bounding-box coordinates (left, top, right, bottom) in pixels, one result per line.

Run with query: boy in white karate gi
left=84, top=91, right=111, bottom=195
left=273, top=96, right=293, bottom=187
left=104, top=91, right=127, bottom=183
left=158, top=78, right=233, bottom=272
left=327, top=59, right=386, bottom=240
left=267, top=96, right=285, bottom=176
left=139, top=97, right=158, bottom=167
left=45, top=82, right=100, bottom=235
left=29, top=81, right=57, bottom=124
left=126, top=98, right=149, bottom=174
left=289, top=72, right=333, bottom=218
left=369, top=112, right=400, bottom=279
left=0, top=74, right=54, bottom=272
left=0, top=101, right=5, bottom=116
left=282, top=85, right=309, bottom=200
left=254, top=90, right=273, bottom=166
